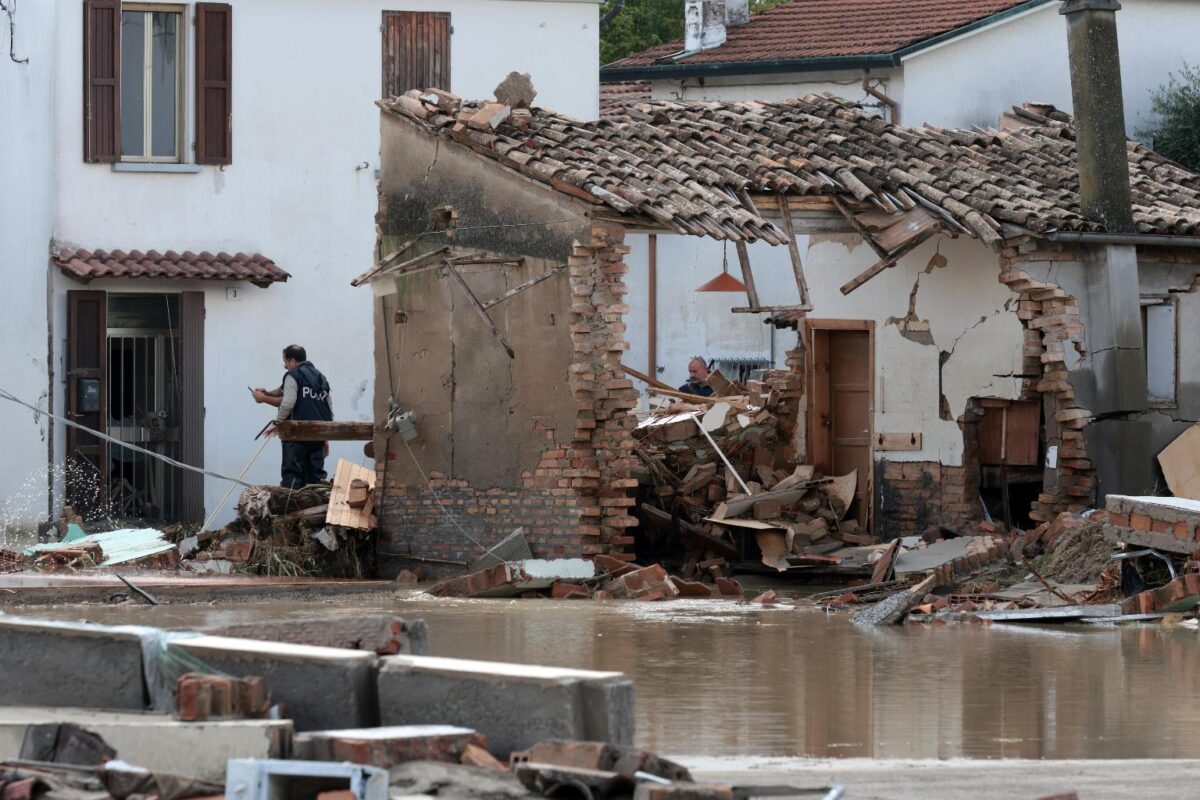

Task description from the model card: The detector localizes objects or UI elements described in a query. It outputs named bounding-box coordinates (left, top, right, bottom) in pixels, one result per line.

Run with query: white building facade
left=0, top=0, right=600, bottom=534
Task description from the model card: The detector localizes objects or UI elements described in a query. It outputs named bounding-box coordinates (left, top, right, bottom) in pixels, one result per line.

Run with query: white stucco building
left=0, top=0, right=599, bottom=533
left=602, top=0, right=1200, bottom=417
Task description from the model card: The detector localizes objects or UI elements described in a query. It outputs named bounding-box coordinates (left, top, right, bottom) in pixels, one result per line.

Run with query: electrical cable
left=399, top=436, right=489, bottom=555
left=199, top=436, right=271, bottom=533
left=0, top=387, right=258, bottom=488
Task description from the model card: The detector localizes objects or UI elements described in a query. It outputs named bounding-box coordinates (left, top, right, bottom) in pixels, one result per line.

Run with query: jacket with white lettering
left=283, top=362, right=332, bottom=422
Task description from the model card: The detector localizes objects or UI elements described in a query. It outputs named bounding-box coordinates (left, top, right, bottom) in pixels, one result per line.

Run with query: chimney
left=725, top=0, right=750, bottom=26
left=1060, top=0, right=1134, bottom=233
left=685, top=0, right=727, bottom=52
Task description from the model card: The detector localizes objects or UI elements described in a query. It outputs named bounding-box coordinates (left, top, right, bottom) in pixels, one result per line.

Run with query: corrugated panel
left=382, top=11, right=451, bottom=98
left=27, top=528, right=174, bottom=566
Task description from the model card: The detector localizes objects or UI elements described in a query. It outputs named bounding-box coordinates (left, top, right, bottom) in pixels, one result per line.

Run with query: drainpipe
left=648, top=234, right=658, bottom=380
left=1059, top=0, right=1150, bottom=495
left=862, top=70, right=899, bottom=124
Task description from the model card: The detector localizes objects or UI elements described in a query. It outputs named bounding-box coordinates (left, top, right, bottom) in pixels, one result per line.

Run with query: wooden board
left=326, top=459, right=377, bottom=531
left=875, top=432, right=922, bottom=451
left=1159, top=425, right=1200, bottom=501
left=276, top=421, right=374, bottom=441
left=978, top=401, right=1040, bottom=466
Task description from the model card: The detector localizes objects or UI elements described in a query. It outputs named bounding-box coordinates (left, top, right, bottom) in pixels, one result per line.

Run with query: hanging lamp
left=695, top=241, right=748, bottom=293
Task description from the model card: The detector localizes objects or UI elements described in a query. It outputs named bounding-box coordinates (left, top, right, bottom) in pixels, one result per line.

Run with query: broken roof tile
left=379, top=92, right=1200, bottom=245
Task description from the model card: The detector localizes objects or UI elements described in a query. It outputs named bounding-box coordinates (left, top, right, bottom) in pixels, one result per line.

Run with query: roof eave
left=600, top=54, right=899, bottom=82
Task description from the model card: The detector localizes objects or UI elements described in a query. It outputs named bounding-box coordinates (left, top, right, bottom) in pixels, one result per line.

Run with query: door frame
left=804, top=318, right=875, bottom=532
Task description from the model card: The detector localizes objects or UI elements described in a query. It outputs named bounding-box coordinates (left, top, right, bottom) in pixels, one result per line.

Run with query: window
left=120, top=5, right=183, bottom=161
left=1142, top=296, right=1178, bottom=406
left=83, top=0, right=232, bottom=166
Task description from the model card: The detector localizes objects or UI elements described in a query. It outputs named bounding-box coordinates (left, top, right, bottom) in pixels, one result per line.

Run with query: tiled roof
left=600, top=81, right=653, bottom=118
left=606, top=0, right=1043, bottom=69
left=54, top=249, right=290, bottom=286
left=380, top=91, right=1200, bottom=246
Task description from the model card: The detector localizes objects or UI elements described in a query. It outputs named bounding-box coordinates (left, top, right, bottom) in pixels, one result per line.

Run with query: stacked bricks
left=998, top=238, right=1096, bottom=522
left=295, top=726, right=486, bottom=768
left=566, top=224, right=640, bottom=561
left=876, top=461, right=975, bottom=538
left=1119, top=572, right=1200, bottom=615
left=1104, top=494, right=1200, bottom=556
left=922, top=536, right=1008, bottom=588
left=376, top=225, right=638, bottom=577
left=175, top=673, right=269, bottom=721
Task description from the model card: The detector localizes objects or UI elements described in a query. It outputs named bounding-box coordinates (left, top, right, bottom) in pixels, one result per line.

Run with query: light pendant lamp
left=695, top=241, right=748, bottom=293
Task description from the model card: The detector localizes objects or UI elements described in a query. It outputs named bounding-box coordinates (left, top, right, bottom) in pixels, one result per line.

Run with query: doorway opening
left=106, top=294, right=183, bottom=521
left=975, top=398, right=1042, bottom=530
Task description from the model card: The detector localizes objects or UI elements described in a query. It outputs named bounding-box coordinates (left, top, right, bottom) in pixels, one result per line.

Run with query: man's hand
left=251, top=388, right=270, bottom=404
left=323, top=442, right=330, bottom=458
left=264, top=422, right=278, bottom=438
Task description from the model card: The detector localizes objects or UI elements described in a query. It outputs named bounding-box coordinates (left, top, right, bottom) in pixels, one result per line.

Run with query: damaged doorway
left=977, top=399, right=1041, bottom=529
left=807, top=321, right=874, bottom=530
left=65, top=291, right=205, bottom=523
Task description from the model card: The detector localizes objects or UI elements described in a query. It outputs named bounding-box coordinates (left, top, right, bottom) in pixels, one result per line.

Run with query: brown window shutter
left=83, top=0, right=120, bottom=163
left=382, top=11, right=451, bottom=99
left=196, top=3, right=233, bottom=165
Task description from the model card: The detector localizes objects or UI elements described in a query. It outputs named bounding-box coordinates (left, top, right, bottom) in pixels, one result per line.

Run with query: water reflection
left=19, top=596, right=1200, bottom=759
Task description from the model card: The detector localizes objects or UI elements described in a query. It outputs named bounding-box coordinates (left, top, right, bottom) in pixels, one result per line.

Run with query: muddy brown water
left=16, top=594, right=1200, bottom=759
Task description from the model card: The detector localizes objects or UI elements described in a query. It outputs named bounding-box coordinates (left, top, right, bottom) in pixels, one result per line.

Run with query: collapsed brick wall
left=376, top=225, right=639, bottom=576
left=998, top=238, right=1097, bottom=522
left=875, top=462, right=975, bottom=538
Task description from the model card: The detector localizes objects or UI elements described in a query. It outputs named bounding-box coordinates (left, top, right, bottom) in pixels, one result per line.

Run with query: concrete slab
left=171, top=635, right=378, bottom=732
left=0, top=615, right=149, bottom=709
left=893, top=538, right=972, bottom=575
left=377, top=655, right=634, bottom=756
left=0, top=706, right=290, bottom=782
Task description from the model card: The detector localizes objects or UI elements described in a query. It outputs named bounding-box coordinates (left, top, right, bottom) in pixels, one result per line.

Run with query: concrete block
left=0, top=616, right=149, bottom=710
left=0, top=707, right=290, bottom=782
left=172, top=636, right=378, bottom=732
left=378, top=655, right=634, bottom=756
left=226, top=759, right=388, bottom=800
left=203, top=615, right=429, bottom=656
left=295, top=724, right=484, bottom=767
left=1085, top=419, right=1154, bottom=497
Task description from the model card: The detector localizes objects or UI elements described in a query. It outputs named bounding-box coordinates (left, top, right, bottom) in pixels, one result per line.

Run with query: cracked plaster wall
left=804, top=233, right=1025, bottom=466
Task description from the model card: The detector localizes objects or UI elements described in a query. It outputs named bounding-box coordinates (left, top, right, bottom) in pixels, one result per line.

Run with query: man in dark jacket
left=251, top=344, right=334, bottom=488
left=678, top=356, right=714, bottom=397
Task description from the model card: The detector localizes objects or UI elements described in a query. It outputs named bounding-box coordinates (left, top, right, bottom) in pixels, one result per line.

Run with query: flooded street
left=17, top=593, right=1200, bottom=760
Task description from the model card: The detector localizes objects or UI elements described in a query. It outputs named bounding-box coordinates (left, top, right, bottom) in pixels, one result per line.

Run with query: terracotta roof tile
left=54, top=250, right=289, bottom=286
left=607, top=0, right=1043, bottom=68
left=600, top=81, right=653, bottom=117
left=380, top=92, right=1200, bottom=246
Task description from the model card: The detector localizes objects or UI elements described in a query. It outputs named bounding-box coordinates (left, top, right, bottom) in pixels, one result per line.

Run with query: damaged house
left=365, top=4, right=1200, bottom=575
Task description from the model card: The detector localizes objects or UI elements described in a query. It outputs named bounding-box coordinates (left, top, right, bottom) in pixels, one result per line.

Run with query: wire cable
left=399, top=435, right=489, bottom=555
left=0, top=387, right=258, bottom=488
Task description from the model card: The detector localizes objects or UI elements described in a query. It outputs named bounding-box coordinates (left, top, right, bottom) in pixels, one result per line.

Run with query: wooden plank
left=733, top=239, right=760, bottom=309
left=875, top=432, right=922, bottom=451
left=1005, top=401, right=1041, bottom=466
left=445, top=261, right=516, bottom=359
left=326, top=459, right=376, bottom=531
left=276, top=421, right=373, bottom=441
left=640, top=504, right=738, bottom=559
left=777, top=194, right=812, bottom=307
left=621, top=362, right=675, bottom=392
left=873, top=207, right=939, bottom=252
left=481, top=263, right=566, bottom=310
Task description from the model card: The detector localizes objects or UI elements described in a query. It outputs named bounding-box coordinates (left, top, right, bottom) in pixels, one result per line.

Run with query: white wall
left=625, top=231, right=1025, bottom=465
left=18, top=0, right=599, bottom=527
left=0, top=1, right=55, bottom=537
left=902, top=0, right=1200, bottom=132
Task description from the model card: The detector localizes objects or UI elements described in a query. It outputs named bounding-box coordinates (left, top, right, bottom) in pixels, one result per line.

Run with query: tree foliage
left=1138, top=63, right=1200, bottom=173
left=600, top=0, right=791, bottom=65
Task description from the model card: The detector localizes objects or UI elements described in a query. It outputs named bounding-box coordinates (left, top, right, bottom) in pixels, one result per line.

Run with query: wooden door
left=382, top=11, right=451, bottom=98
left=810, top=326, right=873, bottom=527
left=179, top=292, right=205, bottom=522
left=66, top=290, right=108, bottom=517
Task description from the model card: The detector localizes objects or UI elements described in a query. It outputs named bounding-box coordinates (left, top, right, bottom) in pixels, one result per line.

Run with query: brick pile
left=175, top=673, right=269, bottom=721
left=1104, top=494, right=1200, bottom=556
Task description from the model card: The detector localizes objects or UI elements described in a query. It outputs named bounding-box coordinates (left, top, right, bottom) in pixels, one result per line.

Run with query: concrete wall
left=0, top=2, right=55, bottom=537
left=3, top=0, right=599, bottom=528
left=625, top=231, right=1025, bottom=466
left=645, top=0, right=1200, bottom=132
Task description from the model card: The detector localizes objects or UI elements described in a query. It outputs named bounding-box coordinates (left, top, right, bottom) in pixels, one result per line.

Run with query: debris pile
left=633, top=366, right=883, bottom=576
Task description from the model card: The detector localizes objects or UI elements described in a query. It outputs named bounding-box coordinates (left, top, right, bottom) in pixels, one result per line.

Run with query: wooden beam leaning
left=838, top=225, right=935, bottom=296
left=733, top=239, right=760, bottom=309
left=776, top=193, right=813, bottom=309
left=443, top=260, right=517, bottom=359
left=481, top=263, right=566, bottom=310
left=276, top=421, right=374, bottom=441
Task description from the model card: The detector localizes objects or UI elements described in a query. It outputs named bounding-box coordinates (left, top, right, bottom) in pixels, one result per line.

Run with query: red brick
left=1130, top=513, right=1152, bottom=532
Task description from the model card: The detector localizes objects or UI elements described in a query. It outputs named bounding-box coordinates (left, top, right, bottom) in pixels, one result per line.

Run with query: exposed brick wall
left=376, top=225, right=639, bottom=577
left=875, top=461, right=975, bottom=538
left=999, top=239, right=1097, bottom=522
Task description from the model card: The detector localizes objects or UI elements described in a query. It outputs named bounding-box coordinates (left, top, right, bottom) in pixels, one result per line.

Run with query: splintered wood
left=633, top=357, right=873, bottom=574
left=327, top=459, right=377, bottom=531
